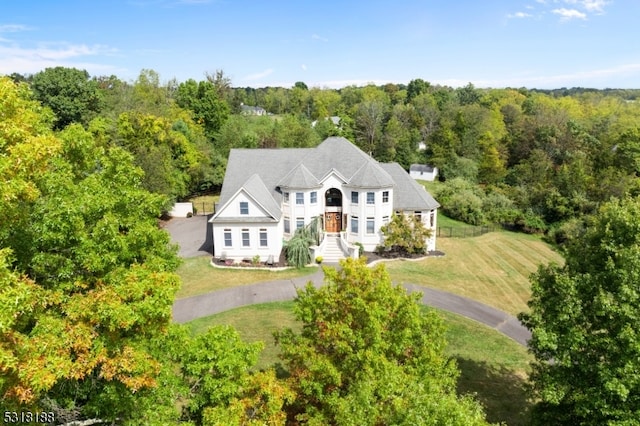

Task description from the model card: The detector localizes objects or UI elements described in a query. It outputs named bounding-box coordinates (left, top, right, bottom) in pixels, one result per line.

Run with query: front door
left=325, top=212, right=341, bottom=233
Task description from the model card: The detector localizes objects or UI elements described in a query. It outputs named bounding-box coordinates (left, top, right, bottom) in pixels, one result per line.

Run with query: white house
left=240, top=104, right=267, bottom=116
left=409, top=164, right=439, bottom=181
left=210, top=137, right=440, bottom=263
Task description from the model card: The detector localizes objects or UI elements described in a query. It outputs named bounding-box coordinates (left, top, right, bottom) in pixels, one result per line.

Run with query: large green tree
left=0, top=78, right=182, bottom=421
left=275, top=258, right=490, bottom=425
left=31, top=67, right=104, bottom=129
left=175, top=78, right=230, bottom=140
left=520, top=197, right=640, bottom=425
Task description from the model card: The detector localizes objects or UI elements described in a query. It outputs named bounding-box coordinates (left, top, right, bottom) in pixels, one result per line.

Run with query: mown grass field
left=188, top=302, right=533, bottom=426
left=186, top=193, right=219, bottom=215
left=386, top=230, right=564, bottom=316
left=175, top=257, right=318, bottom=299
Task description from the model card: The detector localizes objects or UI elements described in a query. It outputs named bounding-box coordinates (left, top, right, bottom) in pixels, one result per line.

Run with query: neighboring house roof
left=409, top=164, right=437, bottom=173
left=212, top=137, right=439, bottom=222
left=240, top=104, right=266, bottom=114
left=380, top=163, right=440, bottom=211
left=311, top=116, right=341, bottom=127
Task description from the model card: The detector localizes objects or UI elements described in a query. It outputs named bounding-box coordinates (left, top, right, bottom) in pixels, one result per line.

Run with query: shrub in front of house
left=378, top=213, right=431, bottom=257
left=285, top=229, right=314, bottom=268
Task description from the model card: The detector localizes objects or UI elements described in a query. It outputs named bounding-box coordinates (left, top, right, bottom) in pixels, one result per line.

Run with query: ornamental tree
left=275, top=257, right=490, bottom=425
left=379, top=213, right=432, bottom=255
left=520, top=197, right=640, bottom=425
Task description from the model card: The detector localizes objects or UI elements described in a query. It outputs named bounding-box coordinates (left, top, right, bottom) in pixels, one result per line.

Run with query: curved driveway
left=172, top=268, right=531, bottom=347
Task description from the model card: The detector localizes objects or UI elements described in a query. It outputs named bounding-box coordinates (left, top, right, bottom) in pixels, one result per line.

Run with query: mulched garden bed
left=364, top=250, right=446, bottom=263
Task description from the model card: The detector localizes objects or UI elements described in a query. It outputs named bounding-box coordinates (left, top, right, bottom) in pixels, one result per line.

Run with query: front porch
left=310, top=231, right=359, bottom=264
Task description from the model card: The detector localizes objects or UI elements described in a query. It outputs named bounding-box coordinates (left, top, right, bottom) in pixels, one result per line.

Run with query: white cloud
left=311, top=34, right=328, bottom=42
left=507, top=11, right=534, bottom=18
left=552, top=8, right=587, bottom=20
left=0, top=24, right=32, bottom=33
left=578, top=0, right=610, bottom=13
left=0, top=41, right=119, bottom=75
left=301, top=64, right=307, bottom=71
left=243, top=68, right=274, bottom=81
left=455, top=63, right=640, bottom=89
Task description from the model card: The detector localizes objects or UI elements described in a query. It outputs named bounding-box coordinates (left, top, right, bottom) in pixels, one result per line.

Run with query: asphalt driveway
left=172, top=269, right=532, bottom=347
left=161, top=214, right=213, bottom=258
left=164, top=217, right=532, bottom=347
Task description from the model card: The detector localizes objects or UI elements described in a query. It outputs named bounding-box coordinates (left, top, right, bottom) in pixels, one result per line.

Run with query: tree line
left=9, top=68, right=640, bottom=242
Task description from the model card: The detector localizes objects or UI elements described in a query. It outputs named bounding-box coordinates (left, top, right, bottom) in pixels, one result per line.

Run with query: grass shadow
left=455, top=357, right=531, bottom=426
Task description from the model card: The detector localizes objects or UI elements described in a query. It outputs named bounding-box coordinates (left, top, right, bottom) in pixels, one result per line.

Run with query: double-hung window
left=366, top=218, right=375, bottom=234
left=351, top=216, right=359, bottom=233
left=224, top=229, right=232, bottom=247
left=310, top=191, right=317, bottom=204
left=240, top=201, right=249, bottom=215
left=284, top=217, right=290, bottom=234
left=351, top=191, right=359, bottom=204
left=296, top=217, right=304, bottom=230
left=366, top=192, right=375, bottom=204
left=242, top=229, right=250, bottom=247
left=259, top=229, right=268, bottom=247
left=296, top=192, right=304, bottom=205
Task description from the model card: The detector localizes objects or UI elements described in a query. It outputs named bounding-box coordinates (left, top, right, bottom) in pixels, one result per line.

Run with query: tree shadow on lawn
left=455, top=357, right=532, bottom=426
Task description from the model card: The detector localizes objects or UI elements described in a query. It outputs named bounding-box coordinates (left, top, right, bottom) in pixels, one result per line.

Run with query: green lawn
left=386, top=230, right=563, bottom=316
left=175, top=257, right=318, bottom=299
left=188, top=302, right=533, bottom=426
left=186, top=193, right=219, bottom=215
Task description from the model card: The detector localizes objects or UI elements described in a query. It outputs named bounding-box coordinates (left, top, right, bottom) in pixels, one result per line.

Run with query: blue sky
left=1, top=0, right=638, bottom=89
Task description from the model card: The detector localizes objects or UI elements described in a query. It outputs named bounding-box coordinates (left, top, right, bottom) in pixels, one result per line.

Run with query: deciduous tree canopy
left=520, top=197, right=640, bottom=425
left=275, top=258, right=491, bottom=425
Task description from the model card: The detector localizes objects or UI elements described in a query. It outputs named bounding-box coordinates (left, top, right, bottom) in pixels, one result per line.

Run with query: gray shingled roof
left=242, top=174, right=282, bottom=220
left=379, top=163, right=440, bottom=211
left=409, top=164, right=436, bottom=173
left=348, top=161, right=395, bottom=188
left=277, top=162, right=321, bottom=188
left=213, top=137, right=438, bottom=222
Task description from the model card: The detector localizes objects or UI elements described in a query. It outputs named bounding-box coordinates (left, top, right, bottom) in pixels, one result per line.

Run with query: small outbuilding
left=409, top=164, right=438, bottom=181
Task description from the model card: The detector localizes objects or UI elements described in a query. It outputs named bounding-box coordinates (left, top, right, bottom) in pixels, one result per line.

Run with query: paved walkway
left=172, top=267, right=531, bottom=347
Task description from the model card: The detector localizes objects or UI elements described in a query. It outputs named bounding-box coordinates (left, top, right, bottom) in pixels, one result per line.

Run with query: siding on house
left=210, top=137, right=440, bottom=261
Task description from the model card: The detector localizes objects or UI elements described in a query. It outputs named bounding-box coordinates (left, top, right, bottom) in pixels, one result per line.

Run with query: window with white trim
left=224, top=229, right=232, bottom=247
left=239, top=201, right=249, bottom=215
left=366, top=192, right=374, bottom=204
left=296, top=192, right=304, bottom=205
left=296, top=217, right=304, bottom=230
left=351, top=191, right=358, bottom=204
left=382, top=191, right=389, bottom=203
left=351, top=216, right=359, bottom=233
left=366, top=217, right=375, bottom=234
left=284, top=217, right=290, bottom=234
left=259, top=229, right=268, bottom=247
left=310, top=191, right=317, bottom=204
left=242, top=229, right=250, bottom=247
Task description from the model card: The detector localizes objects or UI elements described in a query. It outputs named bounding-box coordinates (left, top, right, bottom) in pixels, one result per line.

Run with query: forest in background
left=9, top=67, right=640, bottom=244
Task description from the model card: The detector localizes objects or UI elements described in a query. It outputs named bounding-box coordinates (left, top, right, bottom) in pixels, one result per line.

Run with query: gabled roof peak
left=277, top=162, right=320, bottom=189
left=347, top=160, right=395, bottom=188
